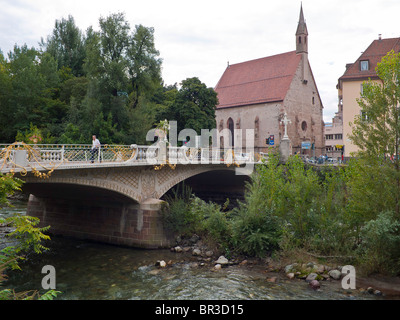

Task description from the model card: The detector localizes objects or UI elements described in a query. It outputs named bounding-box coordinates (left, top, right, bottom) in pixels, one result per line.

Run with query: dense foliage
left=0, top=13, right=217, bottom=145
left=163, top=153, right=400, bottom=275
left=0, top=174, right=60, bottom=300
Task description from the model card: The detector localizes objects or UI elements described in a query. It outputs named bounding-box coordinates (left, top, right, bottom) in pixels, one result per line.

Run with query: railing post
left=61, top=145, right=65, bottom=162
left=14, top=150, right=28, bottom=167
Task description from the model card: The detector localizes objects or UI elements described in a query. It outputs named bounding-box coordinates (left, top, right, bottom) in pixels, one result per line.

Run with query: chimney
left=378, top=34, right=382, bottom=41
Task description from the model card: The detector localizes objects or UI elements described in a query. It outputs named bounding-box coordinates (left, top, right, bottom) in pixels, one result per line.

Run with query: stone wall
left=27, top=194, right=172, bottom=249
left=283, top=56, right=325, bottom=156
left=216, top=102, right=281, bottom=152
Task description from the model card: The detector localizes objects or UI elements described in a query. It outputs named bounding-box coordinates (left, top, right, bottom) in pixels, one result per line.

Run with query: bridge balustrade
left=1, top=142, right=265, bottom=175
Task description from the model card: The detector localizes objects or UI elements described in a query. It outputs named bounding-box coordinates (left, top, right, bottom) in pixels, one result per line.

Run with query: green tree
left=0, top=52, right=13, bottom=141
left=83, top=13, right=163, bottom=143
left=165, top=77, right=218, bottom=133
left=7, top=45, right=45, bottom=137
left=0, top=13, right=165, bottom=145
left=126, top=24, right=163, bottom=107
left=349, top=50, right=400, bottom=218
left=1, top=45, right=65, bottom=143
left=42, top=15, right=86, bottom=77
left=0, top=174, right=60, bottom=300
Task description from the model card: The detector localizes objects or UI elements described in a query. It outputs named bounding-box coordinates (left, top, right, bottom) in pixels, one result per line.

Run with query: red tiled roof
left=339, top=37, right=400, bottom=82
left=215, top=51, right=302, bottom=109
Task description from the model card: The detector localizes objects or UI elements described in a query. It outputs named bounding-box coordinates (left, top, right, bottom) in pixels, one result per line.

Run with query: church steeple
left=296, top=4, right=308, bottom=54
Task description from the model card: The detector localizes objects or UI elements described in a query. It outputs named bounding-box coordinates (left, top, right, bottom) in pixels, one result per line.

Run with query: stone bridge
left=1, top=143, right=259, bottom=248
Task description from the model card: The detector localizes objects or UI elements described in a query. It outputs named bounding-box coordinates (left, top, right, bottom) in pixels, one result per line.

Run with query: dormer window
left=360, top=60, right=369, bottom=71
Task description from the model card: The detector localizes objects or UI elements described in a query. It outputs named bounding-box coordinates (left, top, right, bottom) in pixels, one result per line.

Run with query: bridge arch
left=21, top=163, right=253, bottom=249
left=22, top=164, right=252, bottom=203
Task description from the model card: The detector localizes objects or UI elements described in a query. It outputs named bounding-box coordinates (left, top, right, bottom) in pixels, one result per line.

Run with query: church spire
left=296, top=3, right=308, bottom=54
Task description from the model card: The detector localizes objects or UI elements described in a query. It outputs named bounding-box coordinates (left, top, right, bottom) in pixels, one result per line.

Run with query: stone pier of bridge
left=27, top=194, right=170, bottom=249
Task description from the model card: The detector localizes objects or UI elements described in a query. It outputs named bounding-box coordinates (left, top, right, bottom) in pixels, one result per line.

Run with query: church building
left=214, top=6, right=324, bottom=156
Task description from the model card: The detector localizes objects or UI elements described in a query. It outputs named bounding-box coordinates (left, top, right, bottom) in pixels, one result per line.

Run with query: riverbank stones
left=192, top=248, right=201, bottom=256
left=155, top=260, right=166, bottom=268
left=305, top=273, right=318, bottom=282
left=328, top=269, right=342, bottom=280
left=309, top=280, right=320, bottom=290
left=173, top=246, right=182, bottom=253
left=215, top=256, right=229, bottom=265
left=286, top=273, right=295, bottom=280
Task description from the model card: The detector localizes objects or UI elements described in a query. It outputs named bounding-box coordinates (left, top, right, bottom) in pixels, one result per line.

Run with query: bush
left=357, top=211, right=400, bottom=275
left=191, top=197, right=232, bottom=250
left=231, top=205, right=281, bottom=258
left=160, top=183, right=202, bottom=236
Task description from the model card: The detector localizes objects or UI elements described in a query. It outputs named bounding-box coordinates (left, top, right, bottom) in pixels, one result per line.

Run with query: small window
left=361, top=110, right=369, bottom=121
left=360, top=60, right=369, bottom=71
left=312, top=97, right=315, bottom=105
left=301, top=121, right=307, bottom=131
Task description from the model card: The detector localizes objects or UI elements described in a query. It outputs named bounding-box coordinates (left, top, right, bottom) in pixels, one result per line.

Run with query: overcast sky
left=1, top=0, right=399, bottom=122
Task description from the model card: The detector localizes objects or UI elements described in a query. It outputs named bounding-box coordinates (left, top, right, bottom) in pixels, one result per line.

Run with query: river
left=0, top=200, right=389, bottom=301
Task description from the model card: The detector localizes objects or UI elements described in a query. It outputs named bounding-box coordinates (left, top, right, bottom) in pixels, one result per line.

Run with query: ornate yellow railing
left=1, top=143, right=261, bottom=178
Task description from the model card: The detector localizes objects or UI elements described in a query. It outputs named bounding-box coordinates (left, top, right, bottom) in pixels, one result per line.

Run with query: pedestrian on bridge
left=90, top=135, right=101, bottom=163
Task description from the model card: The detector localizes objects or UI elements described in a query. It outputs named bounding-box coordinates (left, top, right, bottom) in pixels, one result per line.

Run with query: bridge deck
left=1, top=143, right=263, bottom=175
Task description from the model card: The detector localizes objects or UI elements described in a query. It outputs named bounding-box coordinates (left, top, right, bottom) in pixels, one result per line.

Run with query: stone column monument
left=279, top=113, right=292, bottom=163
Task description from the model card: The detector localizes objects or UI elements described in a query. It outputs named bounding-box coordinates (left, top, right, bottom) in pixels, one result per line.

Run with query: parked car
left=234, top=152, right=251, bottom=162
left=327, top=158, right=338, bottom=164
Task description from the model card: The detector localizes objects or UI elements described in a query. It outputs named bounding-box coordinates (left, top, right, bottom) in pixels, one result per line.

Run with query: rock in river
left=192, top=248, right=201, bottom=256
left=309, top=280, right=320, bottom=290
left=306, top=273, right=319, bottom=282
left=286, top=273, right=295, bottom=280
left=174, top=246, right=183, bottom=253
left=328, top=269, right=342, bottom=280
left=215, top=256, right=229, bottom=265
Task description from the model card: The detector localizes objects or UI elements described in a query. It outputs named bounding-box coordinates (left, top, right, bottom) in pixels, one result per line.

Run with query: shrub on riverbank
left=162, top=153, right=400, bottom=276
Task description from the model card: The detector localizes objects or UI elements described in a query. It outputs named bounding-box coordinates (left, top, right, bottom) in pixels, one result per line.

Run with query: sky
left=1, top=0, right=399, bottom=123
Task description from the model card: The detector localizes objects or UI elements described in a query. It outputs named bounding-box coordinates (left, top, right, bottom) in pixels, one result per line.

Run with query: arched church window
left=299, top=36, right=302, bottom=44
left=301, top=121, right=307, bottom=131
left=254, top=116, right=259, bottom=139
left=227, top=118, right=234, bottom=147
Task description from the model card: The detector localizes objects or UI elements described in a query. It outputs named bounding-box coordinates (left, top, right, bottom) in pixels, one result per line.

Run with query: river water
left=0, top=200, right=386, bottom=300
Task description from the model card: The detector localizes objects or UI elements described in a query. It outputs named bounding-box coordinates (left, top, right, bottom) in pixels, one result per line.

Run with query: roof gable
left=215, top=51, right=302, bottom=109
left=339, top=37, right=400, bottom=82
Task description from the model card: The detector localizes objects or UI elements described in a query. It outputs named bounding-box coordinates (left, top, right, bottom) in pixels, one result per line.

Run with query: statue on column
left=279, top=112, right=292, bottom=163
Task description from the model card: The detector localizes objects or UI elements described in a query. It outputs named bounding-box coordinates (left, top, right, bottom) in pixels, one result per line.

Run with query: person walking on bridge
left=90, top=135, right=101, bottom=163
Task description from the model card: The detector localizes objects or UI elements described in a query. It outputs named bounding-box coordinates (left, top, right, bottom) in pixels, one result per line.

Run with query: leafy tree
left=0, top=12, right=165, bottom=145
left=98, top=12, right=130, bottom=98
left=0, top=174, right=60, bottom=300
left=0, top=45, right=66, bottom=143
left=126, top=24, right=163, bottom=107
left=83, top=13, right=163, bottom=143
left=163, top=77, right=218, bottom=133
left=349, top=50, right=400, bottom=218
left=0, top=52, right=12, bottom=141
left=7, top=45, right=45, bottom=136
left=41, top=15, right=86, bottom=77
